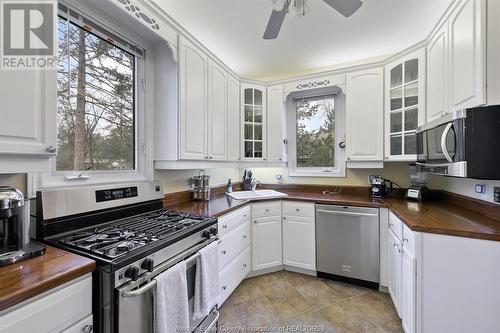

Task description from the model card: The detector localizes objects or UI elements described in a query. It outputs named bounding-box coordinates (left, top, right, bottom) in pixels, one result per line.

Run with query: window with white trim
left=39, top=2, right=151, bottom=187
left=288, top=90, right=345, bottom=177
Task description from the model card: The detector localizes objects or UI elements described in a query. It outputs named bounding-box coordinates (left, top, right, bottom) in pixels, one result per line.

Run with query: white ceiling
left=152, top=0, right=453, bottom=81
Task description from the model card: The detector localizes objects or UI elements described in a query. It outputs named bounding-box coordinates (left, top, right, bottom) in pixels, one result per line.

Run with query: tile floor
left=218, top=271, right=403, bottom=333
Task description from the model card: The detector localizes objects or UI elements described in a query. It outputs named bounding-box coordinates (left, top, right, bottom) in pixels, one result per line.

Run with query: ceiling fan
left=263, top=0, right=363, bottom=39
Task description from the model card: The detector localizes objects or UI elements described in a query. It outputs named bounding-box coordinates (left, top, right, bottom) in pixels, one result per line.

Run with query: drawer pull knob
left=222, top=285, right=227, bottom=290
left=223, top=225, right=228, bottom=229
left=243, top=264, right=247, bottom=268
left=222, top=250, right=227, bottom=254
left=296, top=208, right=300, bottom=212
left=254, top=220, right=257, bottom=224
left=403, top=238, right=408, bottom=242
left=243, top=215, right=248, bottom=218
left=243, top=235, right=247, bottom=239
left=82, top=325, right=93, bottom=333
left=265, top=209, right=270, bottom=212
left=283, top=216, right=286, bottom=220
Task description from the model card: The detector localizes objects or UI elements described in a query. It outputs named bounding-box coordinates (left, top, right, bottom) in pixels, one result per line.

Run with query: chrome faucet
left=251, top=180, right=261, bottom=191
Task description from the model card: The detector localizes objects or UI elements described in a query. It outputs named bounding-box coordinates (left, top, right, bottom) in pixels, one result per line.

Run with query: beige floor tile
left=321, top=278, right=369, bottom=299
left=232, top=296, right=282, bottom=329
left=217, top=302, right=243, bottom=331
left=344, top=292, right=400, bottom=325
left=266, top=290, right=314, bottom=320
left=295, top=279, right=344, bottom=309
left=285, top=309, right=338, bottom=333
left=319, top=301, right=383, bottom=333
left=378, top=318, right=404, bottom=333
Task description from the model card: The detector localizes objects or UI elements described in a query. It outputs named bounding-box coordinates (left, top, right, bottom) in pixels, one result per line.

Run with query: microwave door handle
left=441, top=123, right=454, bottom=163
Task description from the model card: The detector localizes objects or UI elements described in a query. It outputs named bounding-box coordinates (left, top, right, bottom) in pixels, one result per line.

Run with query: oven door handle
left=195, top=309, right=219, bottom=333
left=121, top=279, right=157, bottom=298
left=441, top=123, right=454, bottom=163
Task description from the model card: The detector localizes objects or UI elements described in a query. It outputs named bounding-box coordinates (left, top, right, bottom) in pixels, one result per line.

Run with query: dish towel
left=155, top=261, right=190, bottom=333
left=193, top=241, right=219, bottom=321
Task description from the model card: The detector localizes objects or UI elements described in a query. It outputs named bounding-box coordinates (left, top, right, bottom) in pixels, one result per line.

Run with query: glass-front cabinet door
left=241, top=84, right=267, bottom=160
left=384, top=49, right=425, bottom=161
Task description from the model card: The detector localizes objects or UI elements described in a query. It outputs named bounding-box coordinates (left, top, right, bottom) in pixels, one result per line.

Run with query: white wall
left=428, top=175, right=500, bottom=204
left=155, top=168, right=240, bottom=193
left=0, top=174, right=26, bottom=193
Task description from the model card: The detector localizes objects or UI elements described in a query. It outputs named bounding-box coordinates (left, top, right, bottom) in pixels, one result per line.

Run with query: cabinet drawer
left=219, top=220, right=251, bottom=271
left=219, top=246, right=251, bottom=305
left=0, top=275, right=92, bottom=333
left=61, top=315, right=93, bottom=333
left=389, top=211, right=403, bottom=241
left=252, top=202, right=281, bottom=218
left=218, top=206, right=250, bottom=236
left=402, top=223, right=416, bottom=255
left=282, top=201, right=315, bottom=218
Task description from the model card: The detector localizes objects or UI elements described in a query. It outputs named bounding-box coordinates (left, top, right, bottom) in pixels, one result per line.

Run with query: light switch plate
left=475, top=184, right=486, bottom=194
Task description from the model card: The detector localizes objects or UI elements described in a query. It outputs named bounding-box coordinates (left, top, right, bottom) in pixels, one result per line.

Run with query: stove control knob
left=209, top=227, right=217, bottom=236
left=124, top=266, right=139, bottom=281
left=202, top=230, right=211, bottom=239
left=141, top=258, right=154, bottom=272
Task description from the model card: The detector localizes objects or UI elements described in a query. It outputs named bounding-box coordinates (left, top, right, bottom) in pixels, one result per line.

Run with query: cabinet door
left=252, top=215, right=282, bottom=271
left=0, top=70, right=56, bottom=156
left=448, top=0, right=486, bottom=111
left=401, top=246, right=417, bottom=333
left=427, top=24, right=449, bottom=122
left=207, top=60, right=227, bottom=161
left=242, top=84, right=266, bottom=161
left=388, top=230, right=402, bottom=316
left=267, top=84, right=287, bottom=162
left=227, top=75, right=240, bottom=161
left=384, top=49, right=425, bottom=161
left=179, top=37, right=208, bottom=160
left=346, top=68, right=384, bottom=162
left=282, top=215, right=315, bottom=270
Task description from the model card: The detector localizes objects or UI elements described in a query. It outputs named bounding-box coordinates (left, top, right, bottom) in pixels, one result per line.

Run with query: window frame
left=287, top=87, right=346, bottom=177
left=36, top=1, right=153, bottom=189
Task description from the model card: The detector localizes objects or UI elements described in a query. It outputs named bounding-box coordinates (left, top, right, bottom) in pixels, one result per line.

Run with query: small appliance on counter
left=0, top=186, right=45, bottom=267
left=369, top=175, right=394, bottom=197
left=191, top=169, right=210, bottom=201
left=405, top=164, right=429, bottom=201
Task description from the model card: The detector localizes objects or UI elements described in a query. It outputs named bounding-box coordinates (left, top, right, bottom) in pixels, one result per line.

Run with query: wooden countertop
left=166, top=190, right=500, bottom=242
left=0, top=244, right=95, bottom=312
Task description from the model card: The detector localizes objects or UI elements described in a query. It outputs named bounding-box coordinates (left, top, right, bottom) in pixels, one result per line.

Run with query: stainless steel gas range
left=35, top=182, right=219, bottom=333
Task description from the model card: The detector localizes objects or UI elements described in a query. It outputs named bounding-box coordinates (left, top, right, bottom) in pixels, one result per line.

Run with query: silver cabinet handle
left=209, top=156, right=213, bottom=160
left=265, top=209, right=270, bottom=212
left=223, top=225, right=228, bottom=229
left=46, top=146, right=56, bottom=153
left=222, top=250, right=227, bottom=254
left=82, top=325, right=93, bottom=333
left=242, top=235, right=247, bottom=239
left=403, top=238, right=409, bottom=242
left=243, top=264, right=247, bottom=268
left=254, top=220, right=257, bottom=224
left=243, top=214, right=248, bottom=218
left=283, top=216, right=286, bottom=220
left=222, top=285, right=227, bottom=290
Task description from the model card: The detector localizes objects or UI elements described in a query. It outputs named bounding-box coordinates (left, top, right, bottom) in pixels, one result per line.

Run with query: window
left=57, top=16, right=135, bottom=171
left=38, top=3, right=151, bottom=188
left=289, top=91, right=345, bottom=177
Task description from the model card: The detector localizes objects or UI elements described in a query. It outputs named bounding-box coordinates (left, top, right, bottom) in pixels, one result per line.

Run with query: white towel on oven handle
left=193, top=240, right=219, bottom=321
left=155, top=260, right=190, bottom=333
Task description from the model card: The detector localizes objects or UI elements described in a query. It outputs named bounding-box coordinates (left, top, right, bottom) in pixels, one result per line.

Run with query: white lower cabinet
left=251, top=202, right=283, bottom=271
left=0, top=275, right=92, bottom=333
left=219, top=220, right=251, bottom=271
left=388, top=228, right=402, bottom=315
left=219, top=247, right=251, bottom=305
left=61, top=315, right=93, bottom=333
left=282, top=202, right=315, bottom=271
left=387, top=212, right=417, bottom=333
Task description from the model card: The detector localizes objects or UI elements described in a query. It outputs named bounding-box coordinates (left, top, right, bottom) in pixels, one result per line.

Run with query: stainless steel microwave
left=416, top=105, right=500, bottom=179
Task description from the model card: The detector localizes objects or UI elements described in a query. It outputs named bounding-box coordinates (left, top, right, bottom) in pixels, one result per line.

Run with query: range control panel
left=95, top=186, right=138, bottom=202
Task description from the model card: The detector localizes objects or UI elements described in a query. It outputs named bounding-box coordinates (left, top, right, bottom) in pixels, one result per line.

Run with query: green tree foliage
left=296, top=96, right=336, bottom=167
left=56, top=18, right=134, bottom=171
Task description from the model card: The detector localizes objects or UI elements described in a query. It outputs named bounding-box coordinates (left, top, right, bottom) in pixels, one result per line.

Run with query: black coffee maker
left=0, top=186, right=45, bottom=266
left=369, top=175, right=393, bottom=197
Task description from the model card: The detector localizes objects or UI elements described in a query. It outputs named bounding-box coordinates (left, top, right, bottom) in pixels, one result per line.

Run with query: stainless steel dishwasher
left=316, top=204, right=379, bottom=289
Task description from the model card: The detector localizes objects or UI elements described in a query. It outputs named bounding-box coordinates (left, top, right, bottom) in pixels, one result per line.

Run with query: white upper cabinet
left=241, top=84, right=267, bottom=161
left=448, top=0, right=486, bottom=111
left=227, top=75, right=241, bottom=161
left=346, top=68, right=384, bottom=166
left=427, top=0, right=486, bottom=122
left=0, top=69, right=56, bottom=172
left=427, top=24, right=449, bottom=122
left=384, top=48, right=425, bottom=161
left=207, top=60, right=228, bottom=161
left=267, top=84, right=287, bottom=162
left=179, top=36, right=208, bottom=160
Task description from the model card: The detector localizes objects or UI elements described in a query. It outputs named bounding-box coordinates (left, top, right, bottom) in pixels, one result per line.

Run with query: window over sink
left=288, top=90, right=345, bottom=177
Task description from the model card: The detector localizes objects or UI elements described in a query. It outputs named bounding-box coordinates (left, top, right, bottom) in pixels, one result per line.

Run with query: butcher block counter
left=0, top=244, right=95, bottom=311
left=165, top=185, right=500, bottom=242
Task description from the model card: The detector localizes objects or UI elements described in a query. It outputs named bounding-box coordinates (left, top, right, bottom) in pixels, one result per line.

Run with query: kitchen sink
left=226, top=190, right=288, bottom=200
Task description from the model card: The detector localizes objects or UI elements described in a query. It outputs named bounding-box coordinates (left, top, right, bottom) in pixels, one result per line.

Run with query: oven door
left=116, top=240, right=219, bottom=333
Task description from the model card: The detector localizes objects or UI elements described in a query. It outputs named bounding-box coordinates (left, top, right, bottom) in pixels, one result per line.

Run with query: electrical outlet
left=475, top=184, right=486, bottom=194
left=494, top=187, right=500, bottom=204
left=275, top=174, right=283, bottom=184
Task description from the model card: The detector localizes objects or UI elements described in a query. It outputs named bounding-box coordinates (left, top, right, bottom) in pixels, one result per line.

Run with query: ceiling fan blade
left=323, top=0, right=363, bottom=17
left=263, top=0, right=291, bottom=40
